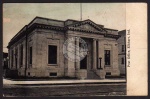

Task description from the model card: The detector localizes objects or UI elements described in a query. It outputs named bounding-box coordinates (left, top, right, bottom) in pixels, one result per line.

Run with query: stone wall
left=8, top=30, right=36, bottom=76
left=118, top=30, right=126, bottom=75
left=28, top=29, right=65, bottom=77
left=66, top=30, right=120, bottom=77
left=99, top=39, right=120, bottom=76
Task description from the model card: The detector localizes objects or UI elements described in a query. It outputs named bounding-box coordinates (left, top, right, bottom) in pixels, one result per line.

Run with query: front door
left=80, top=55, right=87, bottom=69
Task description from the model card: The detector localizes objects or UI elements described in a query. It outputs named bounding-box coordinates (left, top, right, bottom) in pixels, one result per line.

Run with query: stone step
left=87, top=70, right=100, bottom=79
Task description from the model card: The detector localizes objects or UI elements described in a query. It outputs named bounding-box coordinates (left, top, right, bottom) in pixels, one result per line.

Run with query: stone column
left=93, top=39, right=97, bottom=70
left=75, top=37, right=80, bottom=77
left=98, top=40, right=104, bottom=69
left=66, top=36, right=76, bottom=77
left=97, top=40, right=100, bottom=69
left=75, top=37, right=80, bottom=69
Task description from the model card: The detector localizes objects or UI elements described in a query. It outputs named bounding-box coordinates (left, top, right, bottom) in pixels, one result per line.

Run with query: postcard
left=2, top=3, right=147, bottom=96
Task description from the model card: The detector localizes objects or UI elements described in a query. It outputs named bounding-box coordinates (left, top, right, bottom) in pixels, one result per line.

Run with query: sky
left=3, top=3, right=126, bottom=52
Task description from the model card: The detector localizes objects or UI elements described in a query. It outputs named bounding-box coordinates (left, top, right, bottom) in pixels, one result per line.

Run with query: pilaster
left=93, top=39, right=97, bottom=70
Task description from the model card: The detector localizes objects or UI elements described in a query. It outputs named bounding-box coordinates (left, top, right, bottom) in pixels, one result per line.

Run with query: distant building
left=3, top=52, right=8, bottom=69
left=7, top=16, right=121, bottom=79
left=117, top=30, right=126, bottom=76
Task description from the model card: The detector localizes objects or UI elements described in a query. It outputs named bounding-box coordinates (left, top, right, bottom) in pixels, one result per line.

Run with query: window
left=49, top=72, right=57, bottom=76
left=48, top=45, right=57, bottom=64
left=15, top=48, right=18, bottom=69
left=106, top=72, right=111, bottom=75
left=11, top=50, right=14, bottom=68
left=80, top=55, right=87, bottom=69
left=122, top=45, right=124, bottom=52
left=20, top=44, right=23, bottom=66
left=29, top=47, right=32, bottom=64
left=28, top=72, right=30, bottom=76
left=121, top=57, right=124, bottom=64
left=105, top=50, right=110, bottom=65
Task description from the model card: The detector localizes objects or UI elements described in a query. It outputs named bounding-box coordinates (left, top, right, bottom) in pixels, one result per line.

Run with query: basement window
left=106, top=72, right=111, bottom=75
left=49, top=72, right=57, bottom=76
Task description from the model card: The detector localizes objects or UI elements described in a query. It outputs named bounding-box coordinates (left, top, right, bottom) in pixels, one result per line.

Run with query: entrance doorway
left=80, top=55, right=87, bottom=69
left=79, top=38, right=92, bottom=70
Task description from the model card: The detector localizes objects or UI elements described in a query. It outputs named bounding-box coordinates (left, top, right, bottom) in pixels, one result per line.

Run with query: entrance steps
left=87, top=70, right=100, bottom=79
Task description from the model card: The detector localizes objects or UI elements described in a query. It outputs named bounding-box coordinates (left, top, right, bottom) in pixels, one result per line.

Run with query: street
left=3, top=83, right=126, bottom=97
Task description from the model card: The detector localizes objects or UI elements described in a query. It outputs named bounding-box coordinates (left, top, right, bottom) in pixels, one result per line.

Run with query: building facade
left=117, top=30, right=126, bottom=76
left=7, top=17, right=120, bottom=79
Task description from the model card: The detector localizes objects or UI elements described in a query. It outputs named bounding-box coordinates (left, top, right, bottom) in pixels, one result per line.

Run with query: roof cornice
left=67, top=19, right=106, bottom=32
left=8, top=19, right=120, bottom=48
left=67, top=27, right=105, bottom=35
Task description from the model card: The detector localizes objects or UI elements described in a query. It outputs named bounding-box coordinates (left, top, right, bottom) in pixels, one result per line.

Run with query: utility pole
left=80, top=3, right=82, bottom=21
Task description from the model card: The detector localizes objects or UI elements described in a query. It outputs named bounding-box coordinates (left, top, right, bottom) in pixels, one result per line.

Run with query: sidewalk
left=3, top=78, right=126, bottom=85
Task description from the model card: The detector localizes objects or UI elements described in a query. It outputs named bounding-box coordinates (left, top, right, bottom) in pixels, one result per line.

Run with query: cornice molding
left=8, top=22, right=120, bottom=48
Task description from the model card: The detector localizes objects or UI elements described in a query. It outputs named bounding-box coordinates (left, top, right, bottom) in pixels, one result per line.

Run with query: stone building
left=7, top=16, right=120, bottom=79
left=117, top=30, right=126, bottom=76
